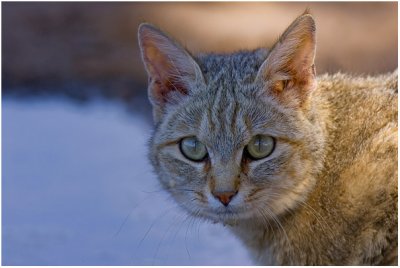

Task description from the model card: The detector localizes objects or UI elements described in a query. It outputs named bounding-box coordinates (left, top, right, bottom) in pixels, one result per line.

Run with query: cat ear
left=255, top=13, right=316, bottom=105
left=138, top=23, right=204, bottom=120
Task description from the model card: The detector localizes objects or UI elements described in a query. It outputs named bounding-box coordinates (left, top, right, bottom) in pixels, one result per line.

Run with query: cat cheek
left=193, top=191, right=208, bottom=205
left=248, top=164, right=277, bottom=183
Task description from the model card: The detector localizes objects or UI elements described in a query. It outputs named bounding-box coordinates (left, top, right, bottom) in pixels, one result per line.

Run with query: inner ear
left=153, top=77, right=188, bottom=104
left=138, top=23, right=204, bottom=106
left=271, top=79, right=291, bottom=93
left=255, top=13, right=317, bottom=103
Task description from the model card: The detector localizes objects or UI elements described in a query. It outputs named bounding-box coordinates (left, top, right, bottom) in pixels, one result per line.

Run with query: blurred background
left=2, top=2, right=397, bottom=266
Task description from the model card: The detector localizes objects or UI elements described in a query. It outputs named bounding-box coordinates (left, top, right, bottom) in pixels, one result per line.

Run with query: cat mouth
left=199, top=207, right=253, bottom=224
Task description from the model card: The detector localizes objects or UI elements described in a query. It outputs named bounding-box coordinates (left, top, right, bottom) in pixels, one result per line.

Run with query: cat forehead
left=195, top=48, right=269, bottom=86
left=159, top=88, right=299, bottom=144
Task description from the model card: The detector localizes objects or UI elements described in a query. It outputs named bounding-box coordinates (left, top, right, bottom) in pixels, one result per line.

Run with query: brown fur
left=231, top=71, right=398, bottom=265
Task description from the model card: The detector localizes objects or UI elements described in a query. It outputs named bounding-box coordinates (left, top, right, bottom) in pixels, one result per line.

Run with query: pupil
left=193, top=140, right=198, bottom=152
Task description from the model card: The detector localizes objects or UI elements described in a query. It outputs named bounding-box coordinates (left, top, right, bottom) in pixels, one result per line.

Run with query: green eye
left=246, top=135, right=275, bottom=160
left=179, top=137, right=208, bottom=161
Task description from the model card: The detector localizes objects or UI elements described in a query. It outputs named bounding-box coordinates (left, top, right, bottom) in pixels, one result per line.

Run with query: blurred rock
left=2, top=2, right=397, bottom=99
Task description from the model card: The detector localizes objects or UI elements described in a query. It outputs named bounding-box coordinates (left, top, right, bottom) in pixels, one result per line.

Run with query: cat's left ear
left=255, top=13, right=316, bottom=106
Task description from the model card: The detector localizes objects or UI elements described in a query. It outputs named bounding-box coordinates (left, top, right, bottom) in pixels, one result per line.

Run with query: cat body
left=230, top=72, right=398, bottom=265
left=138, top=13, right=397, bottom=265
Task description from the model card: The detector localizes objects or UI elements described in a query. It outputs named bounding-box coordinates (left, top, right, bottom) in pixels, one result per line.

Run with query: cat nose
left=212, top=190, right=238, bottom=206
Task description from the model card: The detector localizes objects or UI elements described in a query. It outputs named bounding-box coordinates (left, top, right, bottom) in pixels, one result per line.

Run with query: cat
left=137, top=12, right=398, bottom=265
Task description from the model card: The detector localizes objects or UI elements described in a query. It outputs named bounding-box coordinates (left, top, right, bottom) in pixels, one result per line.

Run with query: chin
left=192, top=206, right=256, bottom=226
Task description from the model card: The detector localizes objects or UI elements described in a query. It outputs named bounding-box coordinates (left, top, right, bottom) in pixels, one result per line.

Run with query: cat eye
left=246, top=135, right=275, bottom=160
left=179, top=137, right=208, bottom=161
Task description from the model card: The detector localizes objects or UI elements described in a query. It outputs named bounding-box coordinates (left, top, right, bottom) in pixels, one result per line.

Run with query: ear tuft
left=302, top=7, right=312, bottom=16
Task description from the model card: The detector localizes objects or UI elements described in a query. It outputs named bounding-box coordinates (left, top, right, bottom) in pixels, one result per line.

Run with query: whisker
left=136, top=205, right=176, bottom=249
left=272, top=184, right=336, bottom=239
left=151, top=211, right=184, bottom=265
left=255, top=206, right=276, bottom=241
left=113, top=192, right=161, bottom=237
left=264, top=205, right=293, bottom=257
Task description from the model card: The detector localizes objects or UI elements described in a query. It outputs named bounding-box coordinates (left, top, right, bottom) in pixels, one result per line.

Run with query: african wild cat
left=138, top=13, right=397, bottom=265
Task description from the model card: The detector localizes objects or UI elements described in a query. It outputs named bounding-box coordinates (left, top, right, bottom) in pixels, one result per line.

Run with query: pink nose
left=212, top=190, right=238, bottom=206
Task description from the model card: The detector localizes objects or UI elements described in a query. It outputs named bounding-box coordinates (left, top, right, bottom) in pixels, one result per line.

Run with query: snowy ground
left=2, top=97, right=252, bottom=265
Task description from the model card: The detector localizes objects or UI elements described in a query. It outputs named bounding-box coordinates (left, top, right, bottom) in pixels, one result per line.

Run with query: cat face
left=139, top=14, right=324, bottom=224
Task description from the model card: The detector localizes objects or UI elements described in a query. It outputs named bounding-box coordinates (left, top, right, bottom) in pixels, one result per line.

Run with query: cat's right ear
left=138, top=23, right=204, bottom=123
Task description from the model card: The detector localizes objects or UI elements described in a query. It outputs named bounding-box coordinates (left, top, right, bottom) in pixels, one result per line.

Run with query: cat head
left=138, top=13, right=325, bottom=224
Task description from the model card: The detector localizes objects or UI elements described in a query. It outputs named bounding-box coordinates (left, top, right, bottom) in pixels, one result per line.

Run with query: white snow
left=2, top=97, right=253, bottom=265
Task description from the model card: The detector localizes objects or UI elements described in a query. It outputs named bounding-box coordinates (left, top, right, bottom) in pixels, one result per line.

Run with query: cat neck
left=228, top=215, right=293, bottom=265
left=228, top=201, right=330, bottom=265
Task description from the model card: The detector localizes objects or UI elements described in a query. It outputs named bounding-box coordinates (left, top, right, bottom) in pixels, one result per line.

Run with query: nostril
left=212, top=190, right=238, bottom=206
